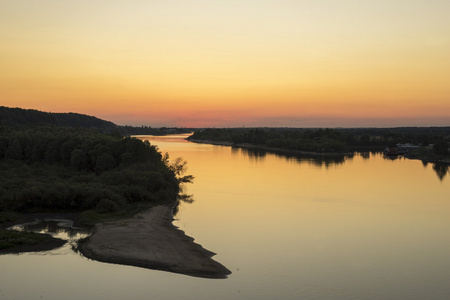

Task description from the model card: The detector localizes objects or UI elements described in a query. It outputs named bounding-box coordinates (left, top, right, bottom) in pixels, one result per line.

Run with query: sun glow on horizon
left=1, top=0, right=449, bottom=127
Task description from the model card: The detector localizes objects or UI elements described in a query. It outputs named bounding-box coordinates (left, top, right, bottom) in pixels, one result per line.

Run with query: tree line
left=0, top=126, right=186, bottom=216
left=188, top=127, right=450, bottom=154
left=0, top=106, right=192, bottom=136
left=0, top=106, right=117, bottom=133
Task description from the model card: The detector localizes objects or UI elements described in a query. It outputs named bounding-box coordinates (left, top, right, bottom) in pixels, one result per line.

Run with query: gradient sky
left=1, top=0, right=449, bottom=127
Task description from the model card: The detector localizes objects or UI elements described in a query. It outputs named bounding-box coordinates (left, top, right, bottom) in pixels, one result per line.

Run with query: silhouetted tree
left=95, top=153, right=116, bottom=172
left=434, top=137, right=448, bottom=155
left=5, top=139, right=22, bottom=160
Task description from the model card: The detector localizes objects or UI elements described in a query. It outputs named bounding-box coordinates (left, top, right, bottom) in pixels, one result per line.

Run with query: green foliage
left=95, top=153, right=115, bottom=172
left=0, top=106, right=192, bottom=137
left=0, top=126, right=181, bottom=216
left=0, top=106, right=118, bottom=133
left=5, top=139, right=22, bottom=160
left=79, top=202, right=155, bottom=227
left=0, top=211, right=17, bottom=223
left=0, top=229, right=49, bottom=250
left=189, top=127, right=450, bottom=153
left=118, top=125, right=192, bottom=136
left=434, top=137, right=449, bottom=155
left=189, top=128, right=349, bottom=153
left=167, top=156, right=195, bottom=183
left=95, top=199, right=120, bottom=213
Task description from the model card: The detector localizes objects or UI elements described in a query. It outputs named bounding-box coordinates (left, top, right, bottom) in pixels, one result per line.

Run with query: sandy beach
left=78, top=206, right=231, bottom=279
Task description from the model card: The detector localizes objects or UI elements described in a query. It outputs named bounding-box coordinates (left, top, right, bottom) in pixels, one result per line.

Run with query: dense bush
left=189, top=128, right=350, bottom=152
left=0, top=229, right=50, bottom=250
left=0, top=126, right=181, bottom=214
left=434, top=137, right=449, bottom=155
left=189, top=127, right=450, bottom=152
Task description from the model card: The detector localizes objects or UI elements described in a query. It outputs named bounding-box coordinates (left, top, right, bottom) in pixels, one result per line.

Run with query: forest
left=188, top=127, right=450, bottom=155
left=0, top=106, right=191, bottom=136
left=0, top=106, right=117, bottom=133
left=0, top=126, right=188, bottom=227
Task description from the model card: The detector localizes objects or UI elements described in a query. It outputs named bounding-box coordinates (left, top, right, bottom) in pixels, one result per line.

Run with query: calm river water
left=1, top=133, right=450, bottom=300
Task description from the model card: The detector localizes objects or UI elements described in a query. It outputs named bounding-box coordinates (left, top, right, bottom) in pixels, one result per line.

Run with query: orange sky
left=1, top=0, right=449, bottom=127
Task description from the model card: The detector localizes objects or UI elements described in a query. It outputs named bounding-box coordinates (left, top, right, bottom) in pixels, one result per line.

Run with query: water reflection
left=381, top=153, right=449, bottom=181
left=2, top=134, right=450, bottom=299
left=433, top=163, right=449, bottom=181
left=383, top=154, right=403, bottom=161
left=237, top=147, right=352, bottom=167
left=173, top=193, right=195, bottom=216
left=9, top=219, right=91, bottom=250
left=234, top=147, right=267, bottom=162
left=360, top=152, right=370, bottom=160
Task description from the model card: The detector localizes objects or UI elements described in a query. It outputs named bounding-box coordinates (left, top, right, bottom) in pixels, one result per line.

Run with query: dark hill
left=0, top=106, right=118, bottom=133
left=0, top=106, right=192, bottom=135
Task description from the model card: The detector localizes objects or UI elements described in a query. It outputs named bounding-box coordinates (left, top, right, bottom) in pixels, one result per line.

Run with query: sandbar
left=78, top=206, right=231, bottom=279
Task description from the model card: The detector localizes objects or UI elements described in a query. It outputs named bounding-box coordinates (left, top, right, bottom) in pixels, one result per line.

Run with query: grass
left=0, top=201, right=164, bottom=251
left=79, top=202, right=155, bottom=227
left=0, top=211, right=18, bottom=224
left=0, top=229, right=49, bottom=250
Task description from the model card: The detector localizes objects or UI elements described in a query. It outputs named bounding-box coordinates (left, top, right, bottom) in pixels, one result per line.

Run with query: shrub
left=95, top=198, right=120, bottom=213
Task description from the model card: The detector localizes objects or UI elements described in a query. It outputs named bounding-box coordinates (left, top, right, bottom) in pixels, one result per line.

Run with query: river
left=1, top=133, right=450, bottom=300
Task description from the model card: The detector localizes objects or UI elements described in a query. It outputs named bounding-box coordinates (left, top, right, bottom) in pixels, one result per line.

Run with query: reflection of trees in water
left=236, top=147, right=267, bottom=162
left=177, top=194, right=194, bottom=204
left=381, top=154, right=448, bottom=182
left=238, top=147, right=351, bottom=167
left=360, top=152, right=370, bottom=160
left=299, top=155, right=349, bottom=168
left=382, top=154, right=402, bottom=161
left=433, top=163, right=449, bottom=181
left=172, top=191, right=195, bottom=216
left=20, top=221, right=91, bottom=238
left=236, top=147, right=450, bottom=181
left=231, top=147, right=241, bottom=157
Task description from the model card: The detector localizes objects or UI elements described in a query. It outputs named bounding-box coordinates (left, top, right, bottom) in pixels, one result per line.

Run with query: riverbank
left=0, top=230, right=66, bottom=254
left=78, top=205, right=231, bottom=279
left=0, top=212, right=85, bottom=254
left=405, top=147, right=450, bottom=165
left=189, top=138, right=450, bottom=165
left=189, top=139, right=353, bottom=157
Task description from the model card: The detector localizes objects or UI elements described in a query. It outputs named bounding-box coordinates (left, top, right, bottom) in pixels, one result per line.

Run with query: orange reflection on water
left=136, top=134, right=450, bottom=298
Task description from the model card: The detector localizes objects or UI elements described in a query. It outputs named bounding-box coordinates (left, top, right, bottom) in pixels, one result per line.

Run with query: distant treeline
left=0, top=106, right=191, bottom=136
left=0, top=106, right=117, bottom=133
left=0, top=126, right=181, bottom=215
left=120, top=125, right=192, bottom=136
left=188, top=127, right=450, bottom=153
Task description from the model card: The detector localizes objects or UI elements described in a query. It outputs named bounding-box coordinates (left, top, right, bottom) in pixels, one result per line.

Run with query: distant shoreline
left=188, top=138, right=354, bottom=157
left=188, top=138, right=450, bottom=165
left=405, top=153, right=450, bottom=165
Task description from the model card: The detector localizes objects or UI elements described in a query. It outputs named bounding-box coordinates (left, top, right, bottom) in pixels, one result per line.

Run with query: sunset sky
left=1, top=0, right=449, bottom=127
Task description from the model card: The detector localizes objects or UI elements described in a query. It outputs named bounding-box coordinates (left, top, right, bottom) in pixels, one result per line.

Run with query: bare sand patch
left=78, top=206, right=231, bottom=279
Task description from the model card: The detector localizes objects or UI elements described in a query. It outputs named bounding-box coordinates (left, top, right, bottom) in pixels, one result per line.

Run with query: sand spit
left=78, top=206, right=231, bottom=279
